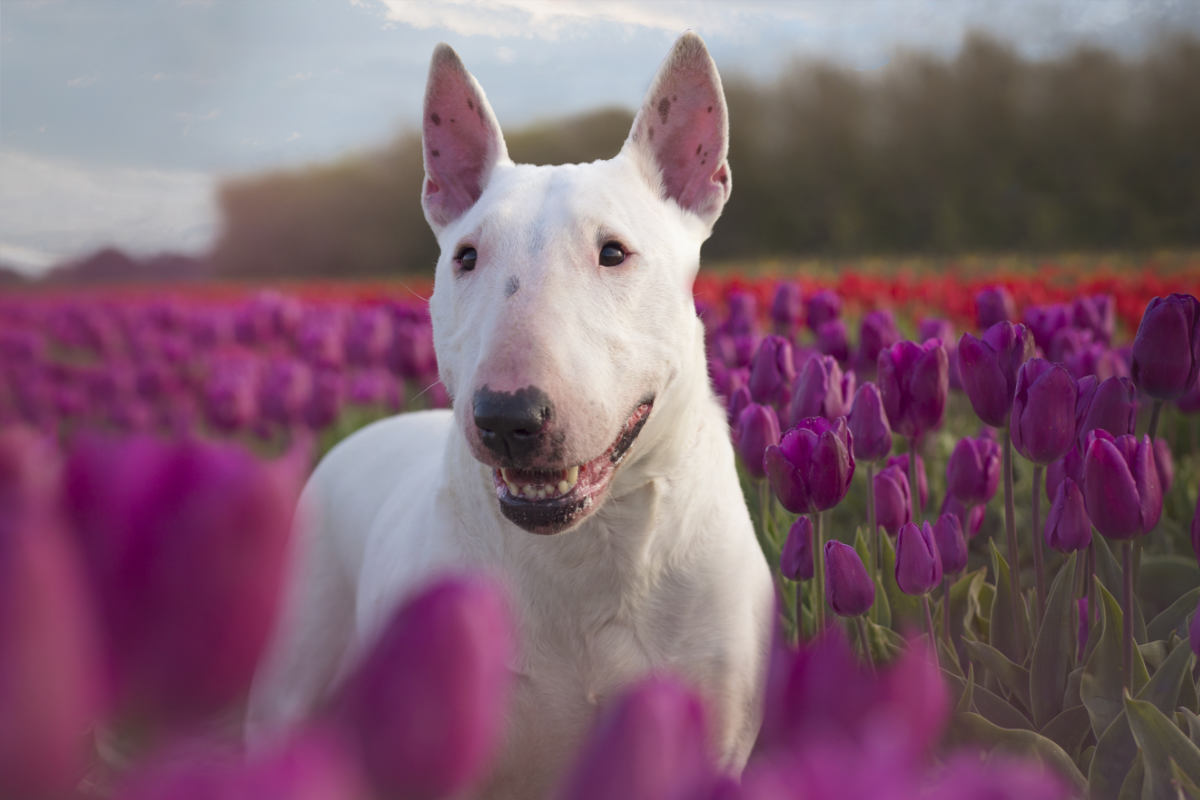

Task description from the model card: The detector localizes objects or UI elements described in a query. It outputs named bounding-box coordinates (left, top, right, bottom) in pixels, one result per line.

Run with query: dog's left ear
left=622, top=32, right=731, bottom=229
left=422, top=44, right=510, bottom=234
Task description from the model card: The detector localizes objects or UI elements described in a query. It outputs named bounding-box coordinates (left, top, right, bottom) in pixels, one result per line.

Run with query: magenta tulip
left=806, top=289, right=842, bottom=333
left=848, top=381, right=892, bottom=463
left=734, top=403, right=780, bottom=480
left=781, top=516, right=814, bottom=581
left=957, top=322, right=1034, bottom=427
left=1044, top=477, right=1091, bottom=553
left=764, top=417, right=855, bottom=514
left=1082, top=430, right=1163, bottom=539
left=873, top=465, right=912, bottom=536
left=976, top=286, right=1016, bottom=329
left=895, top=521, right=942, bottom=595
left=788, top=354, right=855, bottom=425
left=1131, top=293, right=1200, bottom=400
left=824, top=542, right=875, bottom=617
left=877, top=339, right=949, bottom=439
left=1074, top=375, right=1136, bottom=449
left=932, top=512, right=968, bottom=575
left=946, top=434, right=1001, bottom=507
left=1011, top=359, right=1078, bottom=465
left=749, top=335, right=796, bottom=407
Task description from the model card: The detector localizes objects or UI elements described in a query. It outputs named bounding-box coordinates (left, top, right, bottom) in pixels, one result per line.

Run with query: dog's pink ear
left=624, top=32, right=731, bottom=228
left=422, top=44, right=509, bottom=233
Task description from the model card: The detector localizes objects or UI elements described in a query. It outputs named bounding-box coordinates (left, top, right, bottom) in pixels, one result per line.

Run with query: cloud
left=0, top=150, right=218, bottom=274
left=284, top=131, right=301, bottom=143
left=66, top=74, right=98, bottom=88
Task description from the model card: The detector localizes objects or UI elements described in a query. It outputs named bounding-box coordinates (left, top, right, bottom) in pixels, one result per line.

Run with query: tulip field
left=5, top=259, right=1200, bottom=799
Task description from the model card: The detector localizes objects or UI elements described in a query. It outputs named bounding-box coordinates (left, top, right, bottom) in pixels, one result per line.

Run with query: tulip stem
left=942, top=575, right=952, bottom=646
left=1122, top=540, right=1134, bottom=691
left=922, top=594, right=936, bottom=647
left=814, top=511, right=826, bottom=633
left=1147, top=399, right=1164, bottom=441
left=1031, top=464, right=1047, bottom=623
left=1002, top=427, right=1023, bottom=648
left=855, top=616, right=873, bottom=666
left=866, top=463, right=878, bottom=580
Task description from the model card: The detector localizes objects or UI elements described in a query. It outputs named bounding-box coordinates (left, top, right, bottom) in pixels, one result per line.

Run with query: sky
left=2, top=0, right=1198, bottom=275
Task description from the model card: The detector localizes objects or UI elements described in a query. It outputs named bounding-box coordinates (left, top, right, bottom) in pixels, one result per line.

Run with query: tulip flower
left=1131, top=293, right=1200, bottom=400
left=749, top=335, right=796, bottom=408
left=896, top=521, right=942, bottom=596
left=932, top=512, right=967, bottom=575
left=553, top=678, right=717, bottom=800
left=764, top=417, right=855, bottom=514
left=816, top=319, right=849, bottom=363
left=64, top=436, right=299, bottom=731
left=854, top=310, right=900, bottom=376
left=877, top=339, right=948, bottom=440
left=771, top=282, right=803, bottom=336
left=1083, top=430, right=1163, bottom=540
left=788, top=355, right=855, bottom=425
left=873, top=465, right=912, bottom=536
left=1073, top=294, right=1115, bottom=345
left=925, top=754, right=1069, bottom=800
left=848, top=382, right=892, bottom=463
left=734, top=403, right=780, bottom=480
left=946, top=434, right=1001, bottom=507
left=1022, top=303, right=1072, bottom=355
left=888, top=452, right=928, bottom=512
left=334, top=576, right=514, bottom=799
left=1074, top=375, right=1136, bottom=449
left=957, top=322, right=1034, bottom=427
left=781, top=516, right=814, bottom=581
left=806, top=289, right=842, bottom=333
left=976, top=286, right=1015, bottom=329
left=1044, top=477, right=1091, bottom=553
left=726, top=384, right=752, bottom=428
left=940, top=493, right=985, bottom=539
left=723, top=290, right=758, bottom=337
left=1011, top=359, right=1078, bottom=465
left=824, top=542, right=875, bottom=617
left=1045, top=447, right=1083, bottom=503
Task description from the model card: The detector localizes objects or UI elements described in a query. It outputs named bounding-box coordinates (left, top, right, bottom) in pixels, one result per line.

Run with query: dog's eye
left=456, top=246, right=477, bottom=272
left=599, top=242, right=626, bottom=267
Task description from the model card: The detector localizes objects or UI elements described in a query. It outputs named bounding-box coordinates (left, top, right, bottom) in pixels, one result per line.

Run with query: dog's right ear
left=421, top=44, right=509, bottom=234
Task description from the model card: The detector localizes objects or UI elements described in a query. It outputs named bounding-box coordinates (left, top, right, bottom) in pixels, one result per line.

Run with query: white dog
left=247, top=33, right=773, bottom=798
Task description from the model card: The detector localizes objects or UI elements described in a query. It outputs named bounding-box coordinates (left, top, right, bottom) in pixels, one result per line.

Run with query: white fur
left=247, top=34, right=773, bottom=799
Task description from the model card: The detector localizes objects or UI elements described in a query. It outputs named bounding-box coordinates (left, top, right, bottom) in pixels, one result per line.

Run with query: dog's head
left=422, top=34, right=731, bottom=535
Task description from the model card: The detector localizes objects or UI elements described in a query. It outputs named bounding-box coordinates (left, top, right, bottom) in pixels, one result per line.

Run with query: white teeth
left=498, top=466, right=581, bottom=501
left=557, top=480, right=569, bottom=494
left=566, top=466, right=579, bottom=485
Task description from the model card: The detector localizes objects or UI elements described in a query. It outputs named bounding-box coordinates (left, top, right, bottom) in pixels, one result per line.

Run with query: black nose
left=473, top=386, right=553, bottom=461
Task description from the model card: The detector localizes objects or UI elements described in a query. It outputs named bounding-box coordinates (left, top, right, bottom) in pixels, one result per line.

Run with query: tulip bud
left=1082, top=430, right=1163, bottom=540
left=824, top=541, right=875, bottom=617
left=788, top=355, right=855, bottom=425
left=734, top=403, right=780, bottom=480
left=848, top=382, right=893, bottom=463
left=771, top=282, right=803, bottom=336
left=1131, top=293, right=1200, bottom=400
left=781, top=516, right=814, bottom=581
left=873, top=465, right=912, bottom=536
left=764, top=417, right=855, bottom=514
left=1011, top=359, right=1078, bottom=465
left=957, top=322, right=1034, bottom=427
left=724, top=291, right=758, bottom=337
left=1074, top=375, right=1136, bottom=449
left=334, top=576, right=514, bottom=799
left=854, top=310, right=900, bottom=376
left=1044, top=477, right=1092, bottom=553
left=895, top=521, right=942, bottom=595
left=888, top=452, right=928, bottom=512
left=1045, top=447, right=1084, bottom=503
left=933, top=512, right=967, bottom=575
left=877, top=339, right=949, bottom=439
left=976, top=286, right=1015, bottom=330
left=726, top=384, right=752, bottom=428
left=816, top=319, right=850, bottom=364
left=946, top=434, right=1001, bottom=507
left=749, top=335, right=796, bottom=408
left=806, top=289, right=842, bottom=333
left=940, top=493, right=986, bottom=540
left=1023, top=303, right=1072, bottom=354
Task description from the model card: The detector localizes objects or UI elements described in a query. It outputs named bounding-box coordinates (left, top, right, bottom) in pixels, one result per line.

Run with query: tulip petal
left=958, top=334, right=1010, bottom=426
left=1132, top=436, right=1163, bottom=534
left=1083, top=438, right=1143, bottom=539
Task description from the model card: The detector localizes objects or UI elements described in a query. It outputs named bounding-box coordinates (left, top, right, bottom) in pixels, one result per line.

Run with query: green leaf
left=989, top=540, right=1029, bottom=664
left=1081, top=579, right=1151, bottom=739
left=964, top=639, right=1031, bottom=713
left=1039, top=704, right=1092, bottom=758
left=1139, top=555, right=1200, bottom=624
left=955, top=664, right=976, bottom=714
left=854, top=527, right=891, bottom=628
left=942, top=668, right=1034, bottom=730
left=1171, top=757, right=1200, bottom=799
left=879, top=531, right=921, bottom=628
left=1116, top=754, right=1144, bottom=800
left=862, top=617, right=902, bottom=662
left=1094, top=536, right=1147, bottom=642
left=1124, top=693, right=1200, bottom=800
left=1147, top=586, right=1200, bottom=643
left=1029, top=552, right=1079, bottom=728
left=1178, top=708, right=1200, bottom=746
left=948, top=567, right=988, bottom=648
left=946, top=711, right=1087, bottom=792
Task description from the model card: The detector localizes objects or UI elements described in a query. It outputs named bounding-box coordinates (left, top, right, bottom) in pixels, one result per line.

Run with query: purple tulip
left=788, top=355, right=855, bottom=425
left=749, top=335, right=796, bottom=407
left=724, top=290, right=758, bottom=337
left=1075, top=375, right=1136, bottom=449
left=1131, top=293, right=1200, bottom=400
left=771, top=282, right=803, bottom=335
left=334, top=576, right=514, bottom=799
left=764, top=417, right=855, bottom=514
left=895, top=521, right=942, bottom=595
left=1044, top=477, right=1092, bottom=553
left=925, top=754, right=1069, bottom=800
left=806, top=289, right=842, bottom=332
left=345, top=306, right=394, bottom=368
left=918, top=318, right=955, bottom=349
left=873, top=465, right=912, bottom=536
left=957, top=322, right=1034, bottom=427
left=553, top=678, right=716, bottom=800
left=781, top=516, right=814, bottom=581
left=888, top=452, right=928, bottom=512
left=1083, top=430, right=1163, bottom=539
left=1045, top=447, right=1084, bottom=503
left=848, top=382, right=893, bottom=463
left=0, top=429, right=105, bottom=799
left=932, top=512, right=967, bottom=574
left=1177, top=380, right=1200, bottom=413
left=726, top=382, right=752, bottom=426
left=877, top=339, right=948, bottom=439
left=1011, top=359, right=1078, bottom=465
left=824, top=542, right=875, bottom=617
left=1022, top=303, right=1072, bottom=355
left=854, top=310, right=900, bottom=375
left=734, top=403, right=780, bottom=480
left=816, top=319, right=849, bottom=363
left=940, top=493, right=986, bottom=539
left=946, top=434, right=1001, bottom=506
left=1073, top=295, right=1116, bottom=345
left=976, top=286, right=1016, bottom=329
left=64, top=436, right=299, bottom=730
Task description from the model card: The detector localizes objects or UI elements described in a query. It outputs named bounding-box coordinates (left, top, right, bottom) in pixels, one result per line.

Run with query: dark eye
left=599, top=242, right=626, bottom=267
left=456, top=246, right=477, bottom=272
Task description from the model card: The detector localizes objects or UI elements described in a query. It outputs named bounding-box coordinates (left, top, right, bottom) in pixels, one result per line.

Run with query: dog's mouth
left=491, top=398, right=654, bottom=535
